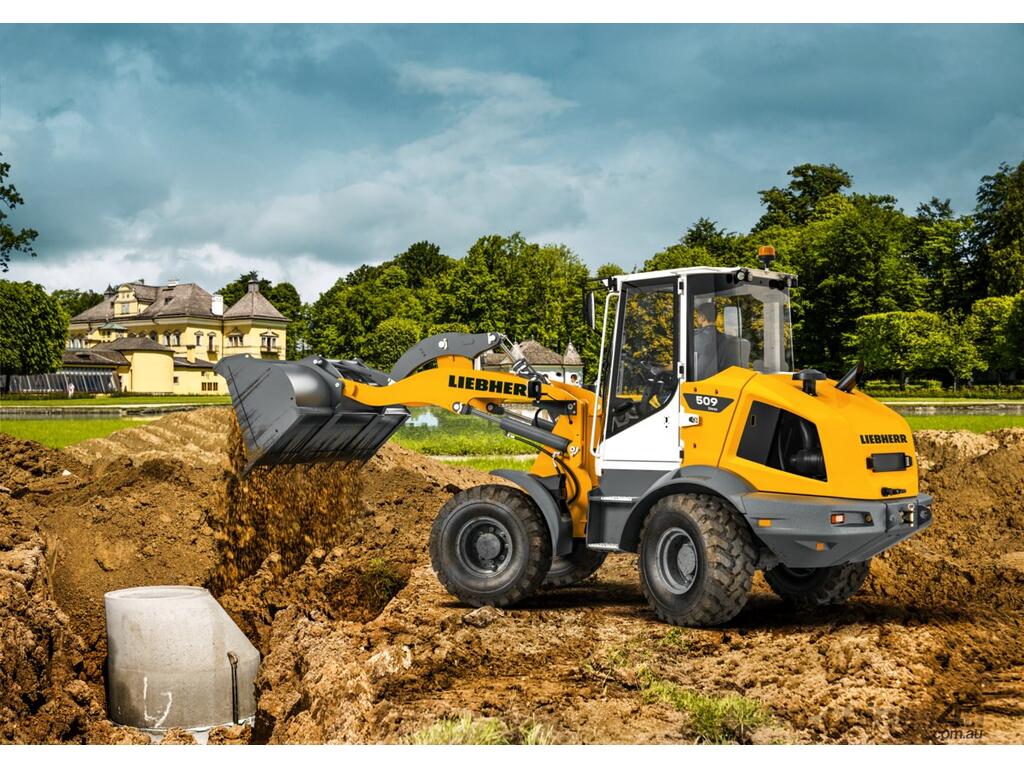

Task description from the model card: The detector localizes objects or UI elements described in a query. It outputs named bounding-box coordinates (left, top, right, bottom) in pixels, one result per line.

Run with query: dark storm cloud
left=0, top=24, right=1021, bottom=300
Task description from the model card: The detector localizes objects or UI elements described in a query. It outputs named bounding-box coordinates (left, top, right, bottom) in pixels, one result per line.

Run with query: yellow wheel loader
left=216, top=248, right=932, bottom=626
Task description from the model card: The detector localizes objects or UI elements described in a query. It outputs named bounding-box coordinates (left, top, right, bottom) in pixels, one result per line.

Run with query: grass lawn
left=0, top=418, right=148, bottom=449
left=437, top=456, right=536, bottom=472
left=904, top=414, right=1024, bottom=432
left=394, top=407, right=527, bottom=456
left=1, top=395, right=231, bottom=407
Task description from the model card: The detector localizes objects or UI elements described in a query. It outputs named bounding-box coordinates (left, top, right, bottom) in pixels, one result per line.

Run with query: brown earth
left=1, top=411, right=1022, bottom=744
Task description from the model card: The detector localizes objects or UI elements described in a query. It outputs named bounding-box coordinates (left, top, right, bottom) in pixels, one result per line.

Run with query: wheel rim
left=655, top=527, right=699, bottom=595
left=455, top=516, right=513, bottom=577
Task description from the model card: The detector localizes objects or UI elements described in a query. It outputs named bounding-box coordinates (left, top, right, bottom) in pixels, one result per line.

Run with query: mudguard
left=617, top=465, right=755, bottom=552
left=490, top=469, right=573, bottom=555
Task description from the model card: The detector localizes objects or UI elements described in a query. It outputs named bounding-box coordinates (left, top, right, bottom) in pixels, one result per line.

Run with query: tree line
left=2, top=155, right=1023, bottom=390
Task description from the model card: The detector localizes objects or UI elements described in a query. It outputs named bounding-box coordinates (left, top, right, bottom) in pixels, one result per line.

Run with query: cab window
left=607, top=281, right=679, bottom=436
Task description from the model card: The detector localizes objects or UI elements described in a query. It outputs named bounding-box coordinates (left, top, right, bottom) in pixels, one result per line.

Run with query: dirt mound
left=865, top=429, right=1024, bottom=612
left=0, top=507, right=149, bottom=744
left=3, top=409, right=1024, bottom=744
left=0, top=433, right=82, bottom=491
left=63, top=409, right=232, bottom=471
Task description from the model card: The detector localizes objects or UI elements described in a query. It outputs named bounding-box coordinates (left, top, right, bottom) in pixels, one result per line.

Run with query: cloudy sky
left=1, top=24, right=1022, bottom=301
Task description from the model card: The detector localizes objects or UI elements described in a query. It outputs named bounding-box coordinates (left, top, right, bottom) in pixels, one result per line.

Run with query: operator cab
left=586, top=261, right=797, bottom=470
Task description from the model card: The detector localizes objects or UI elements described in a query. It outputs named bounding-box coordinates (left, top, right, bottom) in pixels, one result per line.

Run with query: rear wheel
left=763, top=560, right=871, bottom=607
left=543, top=539, right=607, bottom=587
left=430, top=484, right=552, bottom=608
left=638, top=493, right=756, bottom=627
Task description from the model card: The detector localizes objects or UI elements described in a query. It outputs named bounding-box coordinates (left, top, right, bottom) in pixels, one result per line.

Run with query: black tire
left=543, top=539, right=607, bottom=587
left=638, top=493, right=756, bottom=627
left=763, top=560, right=871, bottom=608
left=429, top=484, right=552, bottom=608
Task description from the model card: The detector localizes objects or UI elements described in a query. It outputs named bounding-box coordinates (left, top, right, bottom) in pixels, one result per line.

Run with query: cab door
left=598, top=277, right=682, bottom=474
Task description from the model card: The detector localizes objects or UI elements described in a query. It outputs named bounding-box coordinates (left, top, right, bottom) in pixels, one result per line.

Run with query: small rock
left=64, top=679, right=93, bottom=705
left=308, top=547, right=327, bottom=566
left=463, top=605, right=504, bottom=628
left=0, top=485, right=10, bottom=494
left=61, top=469, right=73, bottom=477
left=367, top=645, right=413, bottom=678
left=207, top=723, right=251, bottom=744
left=158, top=727, right=197, bottom=745
left=95, top=555, right=116, bottom=572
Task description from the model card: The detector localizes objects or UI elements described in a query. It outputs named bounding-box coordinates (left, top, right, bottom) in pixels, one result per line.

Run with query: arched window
left=208, top=333, right=215, bottom=352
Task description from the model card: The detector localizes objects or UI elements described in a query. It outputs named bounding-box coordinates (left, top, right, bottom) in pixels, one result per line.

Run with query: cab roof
left=610, top=265, right=798, bottom=287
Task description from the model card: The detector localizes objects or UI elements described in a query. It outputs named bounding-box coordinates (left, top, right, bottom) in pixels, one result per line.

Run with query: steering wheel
left=639, top=359, right=675, bottom=414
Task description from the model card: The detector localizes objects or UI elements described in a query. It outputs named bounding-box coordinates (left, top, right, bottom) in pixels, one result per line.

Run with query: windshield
left=690, top=280, right=793, bottom=381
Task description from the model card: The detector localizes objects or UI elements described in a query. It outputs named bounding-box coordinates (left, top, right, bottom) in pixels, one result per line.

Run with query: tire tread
left=638, top=493, right=756, bottom=626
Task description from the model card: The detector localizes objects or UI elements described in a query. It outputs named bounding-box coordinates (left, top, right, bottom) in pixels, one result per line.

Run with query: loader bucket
left=215, top=355, right=409, bottom=474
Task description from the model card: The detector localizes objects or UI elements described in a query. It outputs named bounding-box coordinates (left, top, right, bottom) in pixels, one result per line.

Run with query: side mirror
left=583, top=290, right=596, bottom=330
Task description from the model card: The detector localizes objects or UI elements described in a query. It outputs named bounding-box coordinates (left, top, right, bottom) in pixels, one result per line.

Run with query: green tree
left=848, top=311, right=941, bottom=388
left=966, top=295, right=1017, bottom=381
left=362, top=316, right=423, bottom=371
left=427, top=322, right=471, bottom=336
left=344, top=263, right=382, bottom=286
left=596, top=263, right=624, bottom=280
left=754, top=163, right=854, bottom=230
left=308, top=264, right=425, bottom=360
left=906, top=198, right=972, bottom=313
left=681, top=218, right=737, bottom=259
left=0, top=154, right=38, bottom=273
left=0, top=280, right=68, bottom=379
left=51, top=288, right=104, bottom=319
left=1004, top=292, right=1024, bottom=372
left=921, top=314, right=986, bottom=391
left=968, top=159, right=1024, bottom=300
left=266, top=282, right=303, bottom=359
left=395, top=241, right=453, bottom=289
left=780, top=194, right=926, bottom=372
left=435, top=234, right=588, bottom=349
left=644, top=243, right=727, bottom=272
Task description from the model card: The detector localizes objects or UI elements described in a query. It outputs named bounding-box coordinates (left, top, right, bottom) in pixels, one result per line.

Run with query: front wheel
left=763, top=560, right=871, bottom=608
left=638, top=493, right=756, bottom=627
left=430, top=484, right=552, bottom=608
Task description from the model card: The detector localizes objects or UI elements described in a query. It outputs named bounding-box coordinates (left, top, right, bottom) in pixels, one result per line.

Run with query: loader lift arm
left=215, top=332, right=601, bottom=551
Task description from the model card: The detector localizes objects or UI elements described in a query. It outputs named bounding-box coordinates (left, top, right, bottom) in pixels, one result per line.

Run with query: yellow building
left=63, top=279, right=288, bottom=394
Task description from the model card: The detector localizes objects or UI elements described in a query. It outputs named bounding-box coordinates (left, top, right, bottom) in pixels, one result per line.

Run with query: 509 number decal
left=683, top=392, right=734, bottom=414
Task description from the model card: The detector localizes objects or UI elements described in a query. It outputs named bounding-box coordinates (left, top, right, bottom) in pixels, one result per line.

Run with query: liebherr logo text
left=448, top=375, right=528, bottom=397
left=859, top=433, right=909, bottom=445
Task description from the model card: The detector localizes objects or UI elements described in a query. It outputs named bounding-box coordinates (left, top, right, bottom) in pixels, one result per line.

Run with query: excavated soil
left=1, top=411, right=1022, bottom=744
